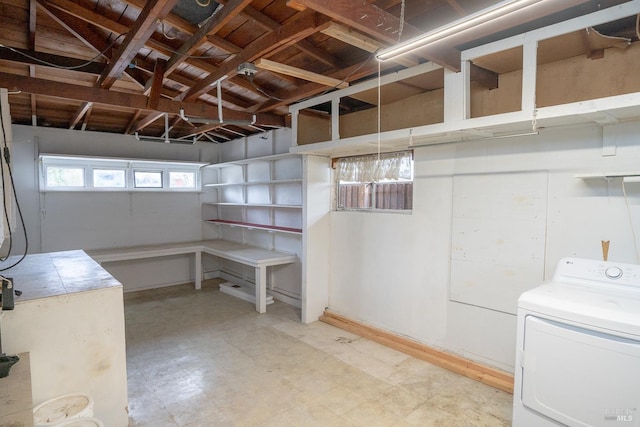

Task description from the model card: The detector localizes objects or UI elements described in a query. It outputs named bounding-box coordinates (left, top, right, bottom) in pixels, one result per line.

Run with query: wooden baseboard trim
left=320, top=309, right=514, bottom=394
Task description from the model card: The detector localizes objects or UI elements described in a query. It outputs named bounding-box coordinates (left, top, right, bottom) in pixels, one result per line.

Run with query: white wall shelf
left=204, top=202, right=302, bottom=209
left=204, top=179, right=302, bottom=188
left=205, top=219, right=302, bottom=235
left=574, top=172, right=640, bottom=180
left=203, top=153, right=299, bottom=169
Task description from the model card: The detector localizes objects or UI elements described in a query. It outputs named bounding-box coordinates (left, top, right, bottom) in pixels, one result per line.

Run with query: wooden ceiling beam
left=69, top=101, right=93, bottom=129
left=0, top=46, right=106, bottom=75
left=295, top=0, right=462, bottom=69
left=164, top=0, right=254, bottom=76
left=125, top=109, right=142, bottom=135
left=177, top=123, right=225, bottom=139
left=296, top=39, right=342, bottom=68
left=36, top=1, right=113, bottom=61
left=29, top=0, right=37, bottom=48
left=178, top=11, right=327, bottom=102
left=255, top=58, right=348, bottom=89
left=0, top=72, right=285, bottom=127
left=122, top=0, right=195, bottom=34
left=36, top=0, right=133, bottom=129
left=45, top=0, right=125, bottom=37
left=206, top=34, right=242, bottom=55
left=256, top=58, right=394, bottom=113
left=96, top=0, right=180, bottom=88
left=239, top=3, right=280, bottom=31
left=147, top=59, right=167, bottom=110
left=134, top=111, right=165, bottom=132
left=294, top=0, right=422, bottom=45
left=41, top=0, right=263, bottom=112
left=320, top=22, right=418, bottom=68
left=123, top=0, right=276, bottom=54
left=41, top=0, right=264, bottom=106
left=286, top=1, right=307, bottom=12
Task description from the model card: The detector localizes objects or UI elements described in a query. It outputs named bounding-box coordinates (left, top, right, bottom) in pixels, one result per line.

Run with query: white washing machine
left=513, top=257, right=640, bottom=427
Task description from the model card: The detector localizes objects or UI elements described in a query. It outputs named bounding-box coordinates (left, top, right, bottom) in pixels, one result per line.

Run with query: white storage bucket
left=33, top=393, right=94, bottom=426
left=53, top=417, right=104, bottom=427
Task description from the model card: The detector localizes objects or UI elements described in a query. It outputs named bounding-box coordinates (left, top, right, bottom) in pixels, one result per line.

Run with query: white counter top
left=4, top=250, right=122, bottom=303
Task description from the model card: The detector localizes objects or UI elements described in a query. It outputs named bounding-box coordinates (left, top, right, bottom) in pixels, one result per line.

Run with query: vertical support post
left=255, top=265, right=267, bottom=313
left=443, top=67, right=467, bottom=125
left=331, top=98, right=340, bottom=141
left=217, top=79, right=224, bottom=123
left=522, top=38, right=538, bottom=114
left=194, top=250, right=202, bottom=290
left=461, top=60, right=471, bottom=120
left=291, top=110, right=299, bottom=146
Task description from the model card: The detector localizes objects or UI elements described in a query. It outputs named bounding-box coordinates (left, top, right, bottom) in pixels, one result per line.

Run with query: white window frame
left=334, top=150, right=414, bottom=213
left=39, top=154, right=207, bottom=192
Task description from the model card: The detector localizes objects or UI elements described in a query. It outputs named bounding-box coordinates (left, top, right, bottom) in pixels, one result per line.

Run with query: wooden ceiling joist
left=255, top=58, right=348, bottom=89
left=163, top=0, right=254, bottom=77
left=294, top=0, right=421, bottom=45
left=320, top=22, right=418, bottom=68
left=40, top=0, right=269, bottom=107
left=96, top=0, right=180, bottom=89
left=295, top=39, right=341, bottom=68
left=0, top=72, right=285, bottom=127
left=178, top=11, right=327, bottom=102
left=147, top=59, right=167, bottom=110
left=0, top=47, right=106, bottom=75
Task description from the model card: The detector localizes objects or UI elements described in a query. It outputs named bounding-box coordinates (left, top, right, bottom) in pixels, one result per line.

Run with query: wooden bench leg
left=255, top=266, right=267, bottom=313
left=195, top=251, right=202, bottom=290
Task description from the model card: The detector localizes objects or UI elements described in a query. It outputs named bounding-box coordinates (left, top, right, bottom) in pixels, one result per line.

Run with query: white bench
left=87, top=239, right=298, bottom=313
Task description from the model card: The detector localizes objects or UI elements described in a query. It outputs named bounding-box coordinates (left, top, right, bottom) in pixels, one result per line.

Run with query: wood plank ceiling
left=0, top=0, right=634, bottom=143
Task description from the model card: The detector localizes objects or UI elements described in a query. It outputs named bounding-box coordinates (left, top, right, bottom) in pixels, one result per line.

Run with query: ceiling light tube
left=376, top=0, right=545, bottom=62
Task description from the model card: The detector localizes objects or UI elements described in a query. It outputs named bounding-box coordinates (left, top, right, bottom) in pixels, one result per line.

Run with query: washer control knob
left=605, top=267, right=623, bottom=279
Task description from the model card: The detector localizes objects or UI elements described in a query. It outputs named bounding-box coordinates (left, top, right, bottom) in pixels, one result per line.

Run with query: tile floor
left=124, top=279, right=513, bottom=426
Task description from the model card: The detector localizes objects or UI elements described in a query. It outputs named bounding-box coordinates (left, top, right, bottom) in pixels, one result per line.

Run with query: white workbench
left=88, top=239, right=298, bottom=313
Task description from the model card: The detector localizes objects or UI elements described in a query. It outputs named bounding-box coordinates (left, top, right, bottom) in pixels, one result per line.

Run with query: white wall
left=327, top=121, right=640, bottom=372
left=9, top=125, right=218, bottom=291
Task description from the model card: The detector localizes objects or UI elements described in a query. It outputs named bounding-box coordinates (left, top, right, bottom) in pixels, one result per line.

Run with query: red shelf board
left=207, top=219, right=302, bottom=234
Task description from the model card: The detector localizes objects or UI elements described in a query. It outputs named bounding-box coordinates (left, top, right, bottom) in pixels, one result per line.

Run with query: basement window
left=40, top=155, right=207, bottom=192
left=169, top=171, right=196, bottom=189
left=134, top=171, right=163, bottom=188
left=46, top=166, right=85, bottom=188
left=93, top=169, right=126, bottom=188
left=335, top=151, right=413, bottom=212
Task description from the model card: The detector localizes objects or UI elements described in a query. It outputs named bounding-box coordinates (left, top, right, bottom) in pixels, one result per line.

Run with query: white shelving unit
left=202, top=152, right=303, bottom=238
left=201, top=131, right=303, bottom=308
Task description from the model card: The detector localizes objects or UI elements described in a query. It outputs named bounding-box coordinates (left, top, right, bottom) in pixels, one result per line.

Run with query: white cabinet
left=201, top=132, right=303, bottom=308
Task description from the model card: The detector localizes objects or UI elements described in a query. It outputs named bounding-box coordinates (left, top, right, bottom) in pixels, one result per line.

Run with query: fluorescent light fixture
left=376, top=0, right=546, bottom=62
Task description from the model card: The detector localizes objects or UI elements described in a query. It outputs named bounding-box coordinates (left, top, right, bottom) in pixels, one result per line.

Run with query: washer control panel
left=605, top=266, right=624, bottom=279
left=554, top=258, right=640, bottom=287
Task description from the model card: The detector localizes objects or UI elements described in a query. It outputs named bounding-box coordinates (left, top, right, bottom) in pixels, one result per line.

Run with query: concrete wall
left=327, top=120, right=640, bottom=371
left=8, top=125, right=218, bottom=291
